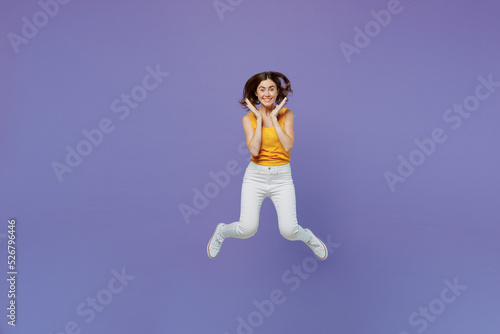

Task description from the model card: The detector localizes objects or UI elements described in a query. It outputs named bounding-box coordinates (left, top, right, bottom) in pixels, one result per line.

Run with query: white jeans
left=221, top=161, right=310, bottom=243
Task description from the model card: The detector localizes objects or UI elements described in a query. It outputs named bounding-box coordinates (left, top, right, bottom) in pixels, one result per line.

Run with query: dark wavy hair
left=238, top=71, right=293, bottom=110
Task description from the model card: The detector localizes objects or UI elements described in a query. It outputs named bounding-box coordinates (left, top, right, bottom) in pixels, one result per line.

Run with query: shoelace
left=210, top=232, right=224, bottom=250
left=308, top=238, right=321, bottom=249
left=307, top=236, right=323, bottom=254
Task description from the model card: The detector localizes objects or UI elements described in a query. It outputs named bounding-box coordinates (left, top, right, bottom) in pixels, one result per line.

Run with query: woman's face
left=255, top=79, right=278, bottom=108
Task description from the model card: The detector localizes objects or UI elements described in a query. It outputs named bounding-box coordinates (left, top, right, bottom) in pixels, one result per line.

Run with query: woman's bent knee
left=236, top=222, right=258, bottom=239
left=279, top=226, right=299, bottom=241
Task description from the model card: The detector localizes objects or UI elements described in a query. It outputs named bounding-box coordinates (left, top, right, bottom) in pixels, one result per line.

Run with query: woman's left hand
left=270, top=97, right=287, bottom=119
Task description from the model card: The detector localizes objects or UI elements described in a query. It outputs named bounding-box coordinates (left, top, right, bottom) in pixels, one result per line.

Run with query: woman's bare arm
left=243, top=99, right=263, bottom=156
left=271, top=99, right=294, bottom=152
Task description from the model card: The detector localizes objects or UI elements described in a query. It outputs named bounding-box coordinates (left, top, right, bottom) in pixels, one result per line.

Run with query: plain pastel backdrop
left=1, top=0, right=499, bottom=333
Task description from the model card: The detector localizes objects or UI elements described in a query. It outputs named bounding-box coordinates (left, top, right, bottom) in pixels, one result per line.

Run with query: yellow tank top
left=248, top=108, right=291, bottom=166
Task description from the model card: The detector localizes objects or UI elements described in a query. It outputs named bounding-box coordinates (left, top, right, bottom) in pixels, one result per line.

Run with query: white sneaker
left=305, top=229, right=328, bottom=260
left=207, top=223, right=226, bottom=259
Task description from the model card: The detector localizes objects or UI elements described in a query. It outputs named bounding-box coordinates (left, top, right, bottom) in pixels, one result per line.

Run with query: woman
left=207, top=71, right=328, bottom=260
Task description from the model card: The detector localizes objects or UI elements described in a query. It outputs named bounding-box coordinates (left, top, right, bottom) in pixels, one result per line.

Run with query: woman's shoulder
left=243, top=112, right=253, bottom=121
left=280, top=108, right=293, bottom=120
left=243, top=112, right=255, bottom=127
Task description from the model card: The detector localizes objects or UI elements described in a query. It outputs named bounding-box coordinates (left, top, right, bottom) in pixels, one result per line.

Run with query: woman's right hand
left=245, top=98, right=261, bottom=122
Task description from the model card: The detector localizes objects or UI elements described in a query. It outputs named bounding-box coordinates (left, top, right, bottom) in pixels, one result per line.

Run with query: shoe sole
left=306, top=229, right=328, bottom=260
left=207, top=223, right=224, bottom=259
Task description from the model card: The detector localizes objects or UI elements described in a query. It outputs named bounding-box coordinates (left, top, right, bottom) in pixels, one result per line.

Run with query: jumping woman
left=207, top=71, right=328, bottom=260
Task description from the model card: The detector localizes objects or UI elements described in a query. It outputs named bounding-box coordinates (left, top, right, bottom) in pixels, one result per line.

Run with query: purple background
left=1, top=0, right=499, bottom=333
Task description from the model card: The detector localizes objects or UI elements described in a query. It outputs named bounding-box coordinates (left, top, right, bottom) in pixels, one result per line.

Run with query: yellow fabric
left=248, top=108, right=291, bottom=166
